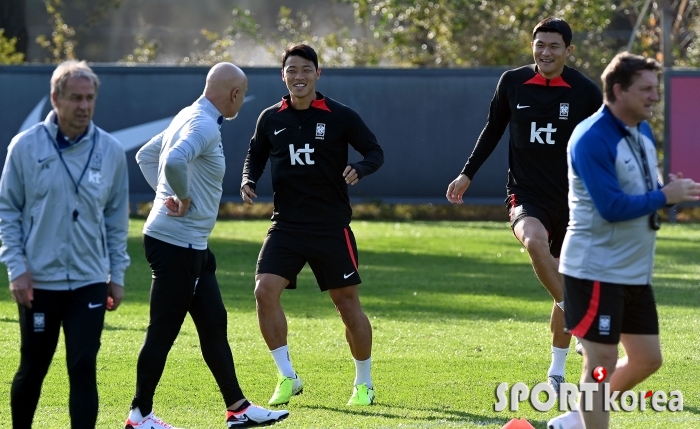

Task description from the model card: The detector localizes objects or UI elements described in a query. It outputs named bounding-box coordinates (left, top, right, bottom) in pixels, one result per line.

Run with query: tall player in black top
left=446, top=18, right=602, bottom=392
left=241, top=44, right=384, bottom=407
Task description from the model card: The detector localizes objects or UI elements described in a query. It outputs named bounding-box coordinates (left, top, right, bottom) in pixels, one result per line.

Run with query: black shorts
left=507, top=196, right=568, bottom=258
left=563, top=275, right=659, bottom=344
left=256, top=226, right=361, bottom=291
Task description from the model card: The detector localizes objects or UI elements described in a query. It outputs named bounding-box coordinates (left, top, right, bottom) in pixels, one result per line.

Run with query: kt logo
left=289, top=144, right=315, bottom=165
left=530, top=122, right=557, bottom=144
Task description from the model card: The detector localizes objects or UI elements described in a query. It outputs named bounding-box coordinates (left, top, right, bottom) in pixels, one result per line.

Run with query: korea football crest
left=599, top=315, right=611, bottom=335
left=90, top=153, right=102, bottom=169
left=89, top=153, right=102, bottom=184
left=315, top=123, right=326, bottom=140
left=34, top=313, right=45, bottom=332
left=559, top=103, right=569, bottom=120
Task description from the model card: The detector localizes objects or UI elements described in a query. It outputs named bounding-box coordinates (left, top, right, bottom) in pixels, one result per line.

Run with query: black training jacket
left=242, top=92, right=384, bottom=229
left=461, top=65, right=602, bottom=209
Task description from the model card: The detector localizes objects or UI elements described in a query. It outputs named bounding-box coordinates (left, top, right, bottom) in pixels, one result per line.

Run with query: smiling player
left=241, top=44, right=384, bottom=407
left=445, top=17, right=602, bottom=393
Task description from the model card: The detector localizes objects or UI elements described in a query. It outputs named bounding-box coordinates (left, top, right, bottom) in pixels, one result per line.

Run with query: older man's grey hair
left=51, top=60, right=100, bottom=98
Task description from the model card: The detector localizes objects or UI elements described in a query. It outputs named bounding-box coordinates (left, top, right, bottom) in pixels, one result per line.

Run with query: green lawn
left=0, top=220, right=698, bottom=428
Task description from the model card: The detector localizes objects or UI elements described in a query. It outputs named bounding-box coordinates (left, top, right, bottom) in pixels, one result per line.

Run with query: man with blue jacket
left=0, top=60, right=130, bottom=429
left=547, top=52, right=700, bottom=429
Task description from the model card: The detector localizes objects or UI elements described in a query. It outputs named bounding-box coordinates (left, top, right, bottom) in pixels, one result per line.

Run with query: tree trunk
left=0, top=0, right=28, bottom=55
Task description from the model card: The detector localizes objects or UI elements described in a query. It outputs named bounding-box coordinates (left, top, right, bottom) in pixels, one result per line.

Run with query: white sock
left=271, top=345, right=296, bottom=378
left=353, top=357, right=372, bottom=388
left=548, top=346, right=569, bottom=377
left=128, top=407, right=145, bottom=423
left=556, top=301, right=565, bottom=312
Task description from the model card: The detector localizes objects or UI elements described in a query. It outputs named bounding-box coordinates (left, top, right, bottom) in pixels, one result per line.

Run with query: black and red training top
left=242, top=92, right=384, bottom=229
left=461, top=64, right=603, bottom=209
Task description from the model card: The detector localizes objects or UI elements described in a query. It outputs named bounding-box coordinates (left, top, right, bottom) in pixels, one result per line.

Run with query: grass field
left=0, top=220, right=698, bottom=429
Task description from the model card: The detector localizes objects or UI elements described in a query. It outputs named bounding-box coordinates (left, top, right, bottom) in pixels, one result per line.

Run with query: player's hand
left=668, top=172, right=684, bottom=182
left=165, top=196, right=191, bottom=217
left=343, top=166, right=359, bottom=185
left=241, top=184, right=257, bottom=205
left=106, top=281, right=123, bottom=311
left=661, top=177, right=700, bottom=204
left=446, top=174, right=471, bottom=204
left=10, top=271, right=34, bottom=308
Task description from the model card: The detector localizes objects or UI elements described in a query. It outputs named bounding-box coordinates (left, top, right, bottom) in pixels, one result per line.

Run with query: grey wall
left=0, top=65, right=510, bottom=205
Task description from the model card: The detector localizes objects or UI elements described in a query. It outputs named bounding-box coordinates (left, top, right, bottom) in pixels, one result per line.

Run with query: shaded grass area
left=0, top=220, right=697, bottom=428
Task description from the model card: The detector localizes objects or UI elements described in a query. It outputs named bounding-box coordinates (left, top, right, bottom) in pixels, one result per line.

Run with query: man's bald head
left=204, top=62, right=248, bottom=120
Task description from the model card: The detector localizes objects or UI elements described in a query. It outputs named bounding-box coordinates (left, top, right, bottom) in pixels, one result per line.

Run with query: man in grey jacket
left=126, top=62, right=289, bottom=429
left=0, top=60, right=130, bottom=429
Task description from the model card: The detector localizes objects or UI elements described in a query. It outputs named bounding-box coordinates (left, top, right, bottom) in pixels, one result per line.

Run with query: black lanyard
left=42, top=125, right=98, bottom=221
left=609, top=111, right=661, bottom=230
left=623, top=126, right=655, bottom=192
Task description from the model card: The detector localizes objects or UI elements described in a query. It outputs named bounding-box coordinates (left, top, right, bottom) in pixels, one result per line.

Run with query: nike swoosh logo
left=624, top=158, right=632, bottom=164
left=343, top=271, right=355, bottom=279
left=516, top=104, right=530, bottom=109
left=18, top=95, right=257, bottom=152
left=229, top=414, right=249, bottom=424
left=274, top=128, right=286, bottom=135
left=88, top=302, right=103, bottom=309
left=37, top=157, right=50, bottom=163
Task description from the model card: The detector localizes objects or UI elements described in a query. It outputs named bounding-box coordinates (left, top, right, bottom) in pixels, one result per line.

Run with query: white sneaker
left=125, top=412, right=183, bottom=429
left=226, top=403, right=289, bottom=427
left=547, top=410, right=584, bottom=429
left=575, top=337, right=583, bottom=355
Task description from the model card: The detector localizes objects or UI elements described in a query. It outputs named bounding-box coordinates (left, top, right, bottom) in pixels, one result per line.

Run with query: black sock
left=231, top=400, right=251, bottom=413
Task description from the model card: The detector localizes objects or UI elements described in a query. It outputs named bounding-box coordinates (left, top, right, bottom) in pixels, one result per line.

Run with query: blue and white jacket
left=559, top=105, right=666, bottom=285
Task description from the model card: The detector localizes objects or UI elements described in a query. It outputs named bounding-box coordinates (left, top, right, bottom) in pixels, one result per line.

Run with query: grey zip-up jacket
left=137, top=96, right=225, bottom=249
left=0, top=111, right=130, bottom=288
